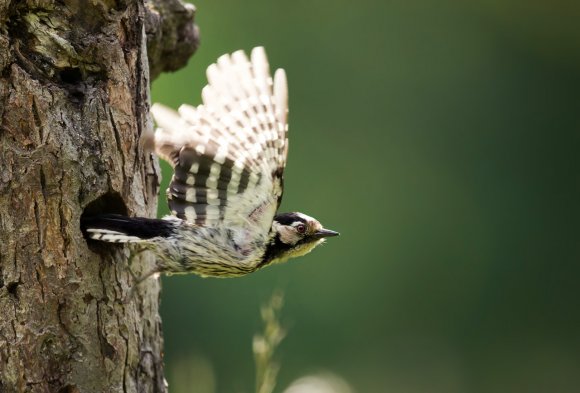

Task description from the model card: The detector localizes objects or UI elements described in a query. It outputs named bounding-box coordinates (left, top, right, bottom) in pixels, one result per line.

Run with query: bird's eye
left=296, top=224, right=306, bottom=234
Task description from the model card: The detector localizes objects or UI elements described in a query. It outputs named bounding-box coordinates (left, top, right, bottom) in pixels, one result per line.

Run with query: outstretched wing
left=150, top=47, right=289, bottom=236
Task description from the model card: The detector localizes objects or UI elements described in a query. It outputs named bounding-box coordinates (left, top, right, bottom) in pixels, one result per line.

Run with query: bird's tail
left=81, top=214, right=177, bottom=243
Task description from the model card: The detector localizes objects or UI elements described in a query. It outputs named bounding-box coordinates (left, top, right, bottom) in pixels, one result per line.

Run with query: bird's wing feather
left=150, top=47, right=289, bottom=237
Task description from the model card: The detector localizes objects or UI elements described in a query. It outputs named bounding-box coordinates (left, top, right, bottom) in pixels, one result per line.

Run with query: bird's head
left=265, top=212, right=339, bottom=265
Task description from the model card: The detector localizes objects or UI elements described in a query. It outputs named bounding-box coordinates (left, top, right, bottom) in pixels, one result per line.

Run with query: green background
left=152, top=1, right=580, bottom=392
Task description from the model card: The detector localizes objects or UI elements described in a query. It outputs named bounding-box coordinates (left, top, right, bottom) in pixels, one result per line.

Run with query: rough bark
left=145, top=0, right=200, bottom=80
left=0, top=0, right=198, bottom=391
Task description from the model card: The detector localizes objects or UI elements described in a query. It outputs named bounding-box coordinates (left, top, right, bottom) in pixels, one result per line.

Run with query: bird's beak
left=312, top=228, right=340, bottom=239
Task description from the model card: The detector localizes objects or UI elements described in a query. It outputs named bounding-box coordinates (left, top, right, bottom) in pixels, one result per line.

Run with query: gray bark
left=0, top=0, right=198, bottom=391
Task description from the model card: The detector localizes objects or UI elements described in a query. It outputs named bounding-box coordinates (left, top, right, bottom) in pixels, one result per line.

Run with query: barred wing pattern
left=150, top=47, right=289, bottom=237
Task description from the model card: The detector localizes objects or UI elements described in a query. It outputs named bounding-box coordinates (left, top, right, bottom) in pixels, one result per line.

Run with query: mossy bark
left=0, top=0, right=198, bottom=391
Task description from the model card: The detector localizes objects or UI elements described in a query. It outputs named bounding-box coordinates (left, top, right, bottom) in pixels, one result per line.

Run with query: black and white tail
left=81, top=214, right=177, bottom=243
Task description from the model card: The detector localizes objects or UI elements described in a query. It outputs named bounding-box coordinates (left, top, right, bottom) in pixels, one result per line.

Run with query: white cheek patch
left=272, top=221, right=301, bottom=245
left=278, top=227, right=301, bottom=245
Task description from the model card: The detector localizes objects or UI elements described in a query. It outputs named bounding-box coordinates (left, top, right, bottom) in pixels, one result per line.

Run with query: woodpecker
left=82, top=47, right=339, bottom=278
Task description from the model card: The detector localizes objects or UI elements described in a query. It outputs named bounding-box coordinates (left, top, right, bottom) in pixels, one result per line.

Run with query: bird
left=81, top=47, right=339, bottom=279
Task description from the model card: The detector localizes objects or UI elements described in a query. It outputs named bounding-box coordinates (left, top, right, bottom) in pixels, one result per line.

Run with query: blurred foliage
left=152, top=0, right=580, bottom=392
left=253, top=292, right=286, bottom=393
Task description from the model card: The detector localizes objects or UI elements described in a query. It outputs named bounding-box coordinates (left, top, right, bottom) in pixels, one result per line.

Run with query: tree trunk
left=0, top=0, right=198, bottom=391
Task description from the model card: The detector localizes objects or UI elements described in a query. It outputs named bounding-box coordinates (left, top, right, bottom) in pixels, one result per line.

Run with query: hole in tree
left=7, top=281, right=19, bottom=298
left=82, top=192, right=128, bottom=218
left=58, top=67, right=83, bottom=84
left=58, top=67, right=87, bottom=102
left=80, top=192, right=128, bottom=245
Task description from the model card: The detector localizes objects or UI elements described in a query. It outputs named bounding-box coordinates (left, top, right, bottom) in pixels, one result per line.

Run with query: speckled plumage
left=82, top=47, right=338, bottom=278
